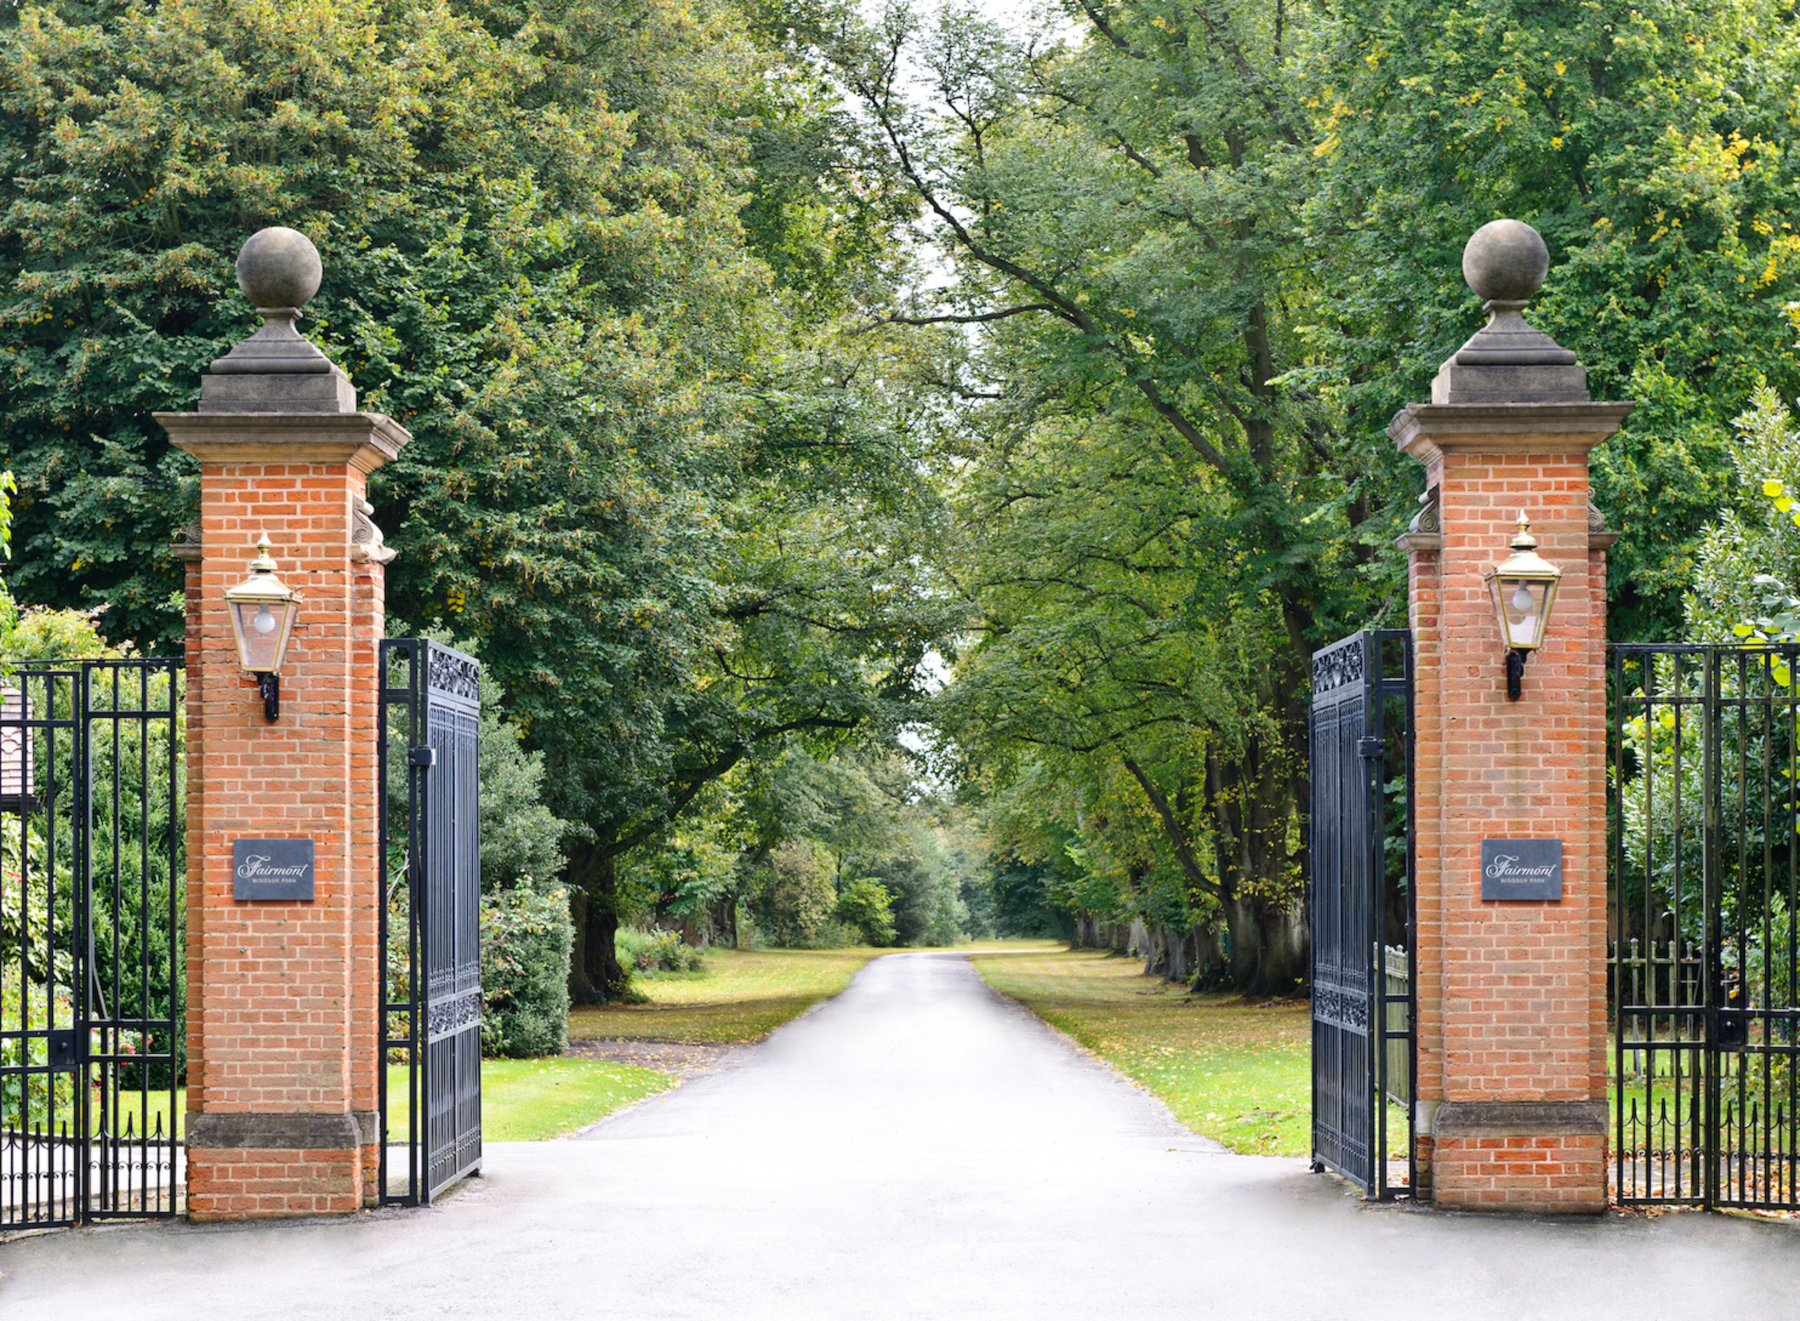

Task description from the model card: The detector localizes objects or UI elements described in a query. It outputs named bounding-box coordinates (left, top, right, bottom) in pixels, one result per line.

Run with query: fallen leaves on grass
left=972, top=947, right=1311, bottom=1157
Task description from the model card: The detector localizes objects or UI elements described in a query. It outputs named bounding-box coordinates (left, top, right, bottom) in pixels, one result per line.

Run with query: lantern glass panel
left=1500, top=578, right=1547, bottom=649
left=231, top=598, right=296, bottom=672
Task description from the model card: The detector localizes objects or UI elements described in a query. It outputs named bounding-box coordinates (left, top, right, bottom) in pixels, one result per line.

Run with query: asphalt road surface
left=4, top=952, right=1799, bottom=1319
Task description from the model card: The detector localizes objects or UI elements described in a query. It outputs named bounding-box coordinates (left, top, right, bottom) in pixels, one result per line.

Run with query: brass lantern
left=224, top=535, right=299, bottom=720
left=1482, top=512, right=1562, bottom=701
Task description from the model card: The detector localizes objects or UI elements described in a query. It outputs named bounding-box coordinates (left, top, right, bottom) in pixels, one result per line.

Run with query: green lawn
left=972, top=945, right=1312, bottom=1156
left=385, top=1057, right=670, bottom=1142
left=567, top=946, right=892, bottom=1044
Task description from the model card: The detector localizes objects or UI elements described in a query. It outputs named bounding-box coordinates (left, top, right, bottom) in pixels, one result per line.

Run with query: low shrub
left=794, top=919, right=855, bottom=950
left=835, top=878, right=896, bottom=946
left=618, top=925, right=705, bottom=974
left=480, top=884, right=572, bottom=1058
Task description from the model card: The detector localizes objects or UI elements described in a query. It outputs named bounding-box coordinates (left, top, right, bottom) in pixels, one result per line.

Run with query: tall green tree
left=799, top=0, right=1378, bottom=987
left=0, top=0, right=959, bottom=998
left=1303, top=0, right=1800, bottom=642
left=792, top=0, right=1800, bottom=988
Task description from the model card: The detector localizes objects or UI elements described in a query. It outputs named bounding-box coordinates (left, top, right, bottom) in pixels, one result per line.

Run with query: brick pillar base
left=186, top=1115, right=370, bottom=1219
left=1432, top=1103, right=1607, bottom=1213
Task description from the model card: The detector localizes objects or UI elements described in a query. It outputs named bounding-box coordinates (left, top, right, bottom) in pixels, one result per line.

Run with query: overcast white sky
left=864, top=0, right=1075, bottom=41
left=965, top=0, right=1044, bottom=28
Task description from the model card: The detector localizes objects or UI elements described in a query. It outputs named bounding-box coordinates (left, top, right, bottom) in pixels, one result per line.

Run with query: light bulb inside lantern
left=1510, top=584, right=1534, bottom=614
left=253, top=604, right=276, bottom=636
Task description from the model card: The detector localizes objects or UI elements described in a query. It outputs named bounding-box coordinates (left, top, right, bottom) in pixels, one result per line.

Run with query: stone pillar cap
left=1431, top=219, right=1588, bottom=405
left=156, top=410, right=410, bottom=475
left=1389, top=401, right=1633, bottom=465
left=202, top=227, right=356, bottom=412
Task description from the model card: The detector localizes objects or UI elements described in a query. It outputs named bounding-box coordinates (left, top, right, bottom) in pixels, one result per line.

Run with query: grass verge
left=567, top=942, right=1040, bottom=1044
left=971, top=945, right=1310, bottom=1156
left=385, top=1057, right=670, bottom=1142
left=568, top=946, right=889, bottom=1044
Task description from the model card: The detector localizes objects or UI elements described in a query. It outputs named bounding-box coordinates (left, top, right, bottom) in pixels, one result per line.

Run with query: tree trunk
left=567, top=886, right=599, bottom=1004
left=1189, top=924, right=1230, bottom=991
left=1242, top=892, right=1307, bottom=995
left=565, top=839, right=627, bottom=1003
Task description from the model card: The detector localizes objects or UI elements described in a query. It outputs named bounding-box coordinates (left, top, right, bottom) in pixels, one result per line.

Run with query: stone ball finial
left=236, top=227, right=322, bottom=311
left=1462, top=219, right=1549, bottom=303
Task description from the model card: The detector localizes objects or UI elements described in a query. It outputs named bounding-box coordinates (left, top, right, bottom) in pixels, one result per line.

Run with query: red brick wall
left=188, top=463, right=363, bottom=1105
left=1406, top=474, right=1444, bottom=1196
left=349, top=556, right=384, bottom=1190
left=186, top=1147, right=363, bottom=1220
left=1431, top=452, right=1602, bottom=1104
left=158, top=411, right=407, bottom=1220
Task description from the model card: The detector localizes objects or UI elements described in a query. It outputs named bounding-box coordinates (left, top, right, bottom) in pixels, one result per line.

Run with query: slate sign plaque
left=233, top=838, right=315, bottom=902
left=1480, top=838, right=1563, bottom=902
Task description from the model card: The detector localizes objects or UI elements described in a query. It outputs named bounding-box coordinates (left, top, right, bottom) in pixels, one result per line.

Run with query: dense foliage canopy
left=7, top=0, right=1800, bottom=994
left=779, top=0, right=1800, bottom=988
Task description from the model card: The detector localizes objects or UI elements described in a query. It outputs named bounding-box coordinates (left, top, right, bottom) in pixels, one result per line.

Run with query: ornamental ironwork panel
left=1611, top=645, right=1800, bottom=1211
left=1308, top=630, right=1414, bottom=1201
left=1, top=660, right=184, bottom=1230
left=379, top=639, right=482, bottom=1207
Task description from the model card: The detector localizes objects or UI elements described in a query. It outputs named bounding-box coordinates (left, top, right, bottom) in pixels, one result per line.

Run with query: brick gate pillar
left=1390, top=221, right=1630, bottom=1214
left=157, top=228, right=408, bottom=1219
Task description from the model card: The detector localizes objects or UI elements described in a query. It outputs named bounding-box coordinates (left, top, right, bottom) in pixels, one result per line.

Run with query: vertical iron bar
left=1620, top=647, right=1634, bottom=1202
left=1760, top=654, right=1774, bottom=1206
left=1367, top=632, right=1385, bottom=1200
left=1396, top=637, right=1411, bottom=1202
left=1789, top=646, right=1799, bottom=1207
left=1667, top=654, right=1682, bottom=1201
left=1704, top=647, right=1722, bottom=1209
left=73, top=665, right=91, bottom=1221
left=410, top=643, right=426, bottom=1206
left=378, top=642, right=390, bottom=1205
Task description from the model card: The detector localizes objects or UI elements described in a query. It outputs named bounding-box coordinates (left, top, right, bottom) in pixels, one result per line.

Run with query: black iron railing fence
left=0, top=659, right=183, bottom=1229
left=1610, top=644, right=1800, bottom=1210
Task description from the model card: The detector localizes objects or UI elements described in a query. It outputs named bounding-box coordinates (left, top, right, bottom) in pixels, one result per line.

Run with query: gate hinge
left=408, top=746, right=436, bottom=767
left=1357, top=736, right=1383, bottom=759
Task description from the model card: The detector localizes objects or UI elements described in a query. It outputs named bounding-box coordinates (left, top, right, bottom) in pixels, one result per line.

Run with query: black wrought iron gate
left=1308, top=629, right=1415, bottom=1199
left=1611, top=644, right=1800, bottom=1210
left=1, top=659, right=184, bottom=1229
left=379, top=639, right=482, bottom=1206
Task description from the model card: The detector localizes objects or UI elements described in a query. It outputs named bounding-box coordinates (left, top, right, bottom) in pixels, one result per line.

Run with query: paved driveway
left=4, top=952, right=1799, bottom=1319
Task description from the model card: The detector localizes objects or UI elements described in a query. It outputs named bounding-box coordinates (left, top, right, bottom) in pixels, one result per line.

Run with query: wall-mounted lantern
left=224, top=535, right=299, bottom=721
left=1483, top=512, right=1562, bottom=701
